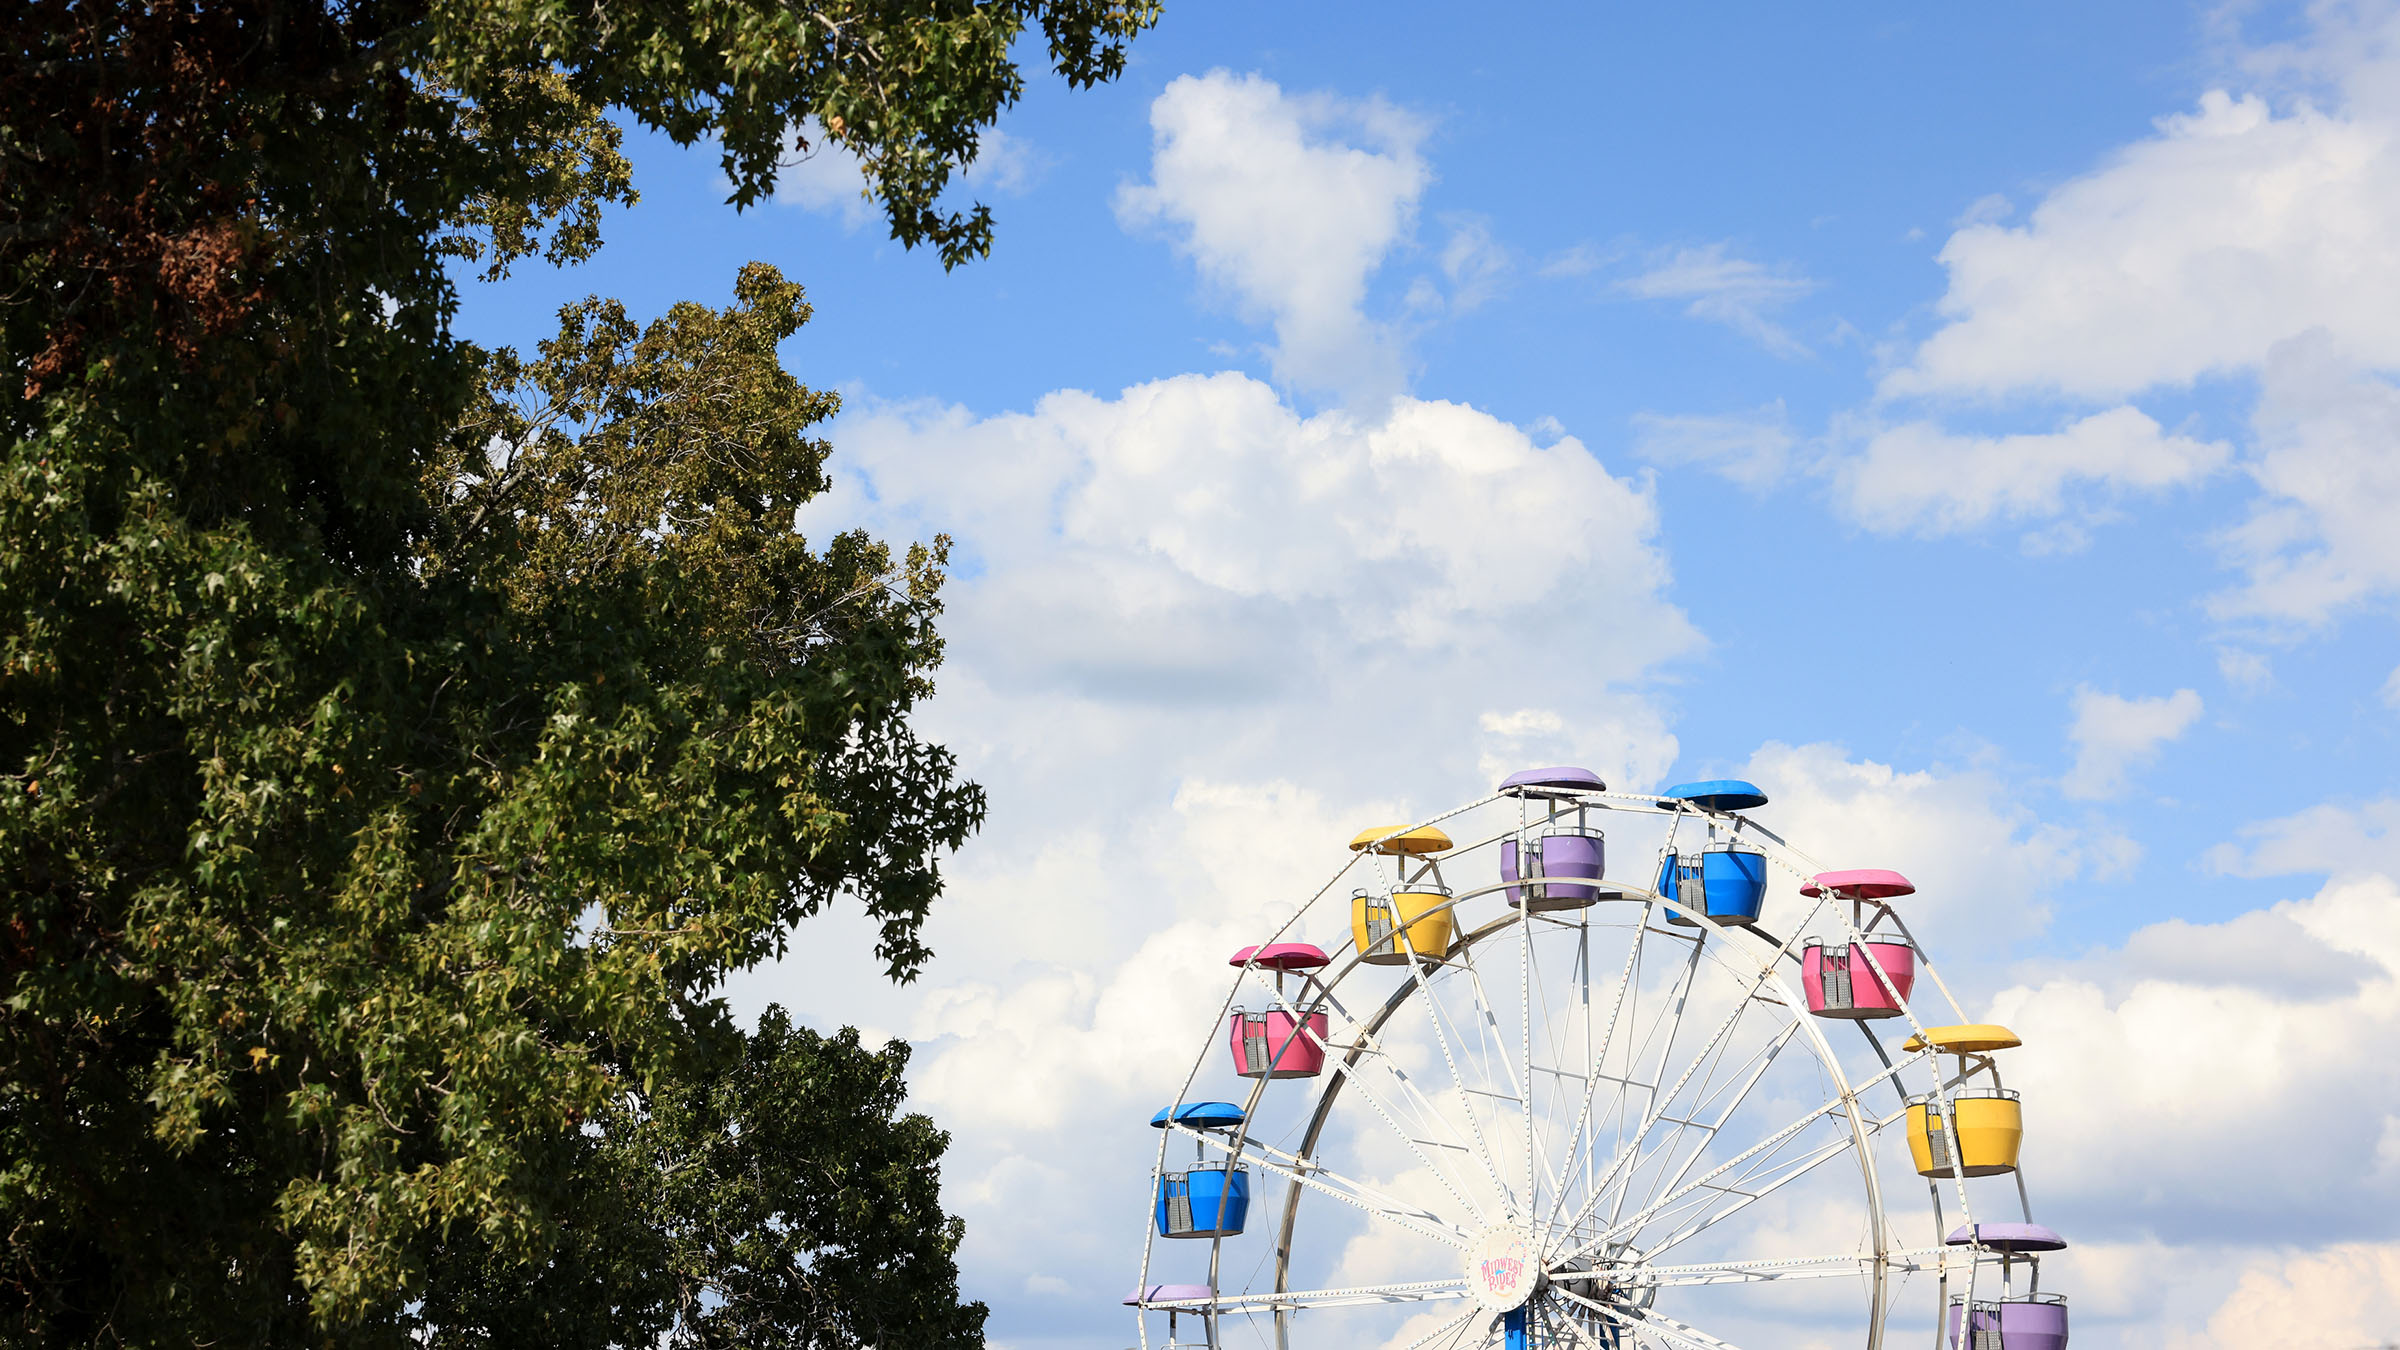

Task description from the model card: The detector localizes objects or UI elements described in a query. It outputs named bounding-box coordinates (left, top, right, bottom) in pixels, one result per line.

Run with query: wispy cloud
left=1538, top=241, right=1623, bottom=279
left=1630, top=402, right=1795, bottom=490
left=1615, top=243, right=1818, bottom=355
left=1437, top=216, right=1510, bottom=313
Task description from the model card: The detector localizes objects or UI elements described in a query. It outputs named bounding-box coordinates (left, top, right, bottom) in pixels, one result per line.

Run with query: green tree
left=0, top=1, right=1155, bottom=1343
left=416, top=1010, right=982, bottom=1350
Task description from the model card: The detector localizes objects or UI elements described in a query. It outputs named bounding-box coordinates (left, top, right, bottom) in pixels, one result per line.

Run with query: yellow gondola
left=1352, top=887, right=1455, bottom=965
left=1906, top=1089, right=2024, bottom=1177
left=1346, top=825, right=1453, bottom=856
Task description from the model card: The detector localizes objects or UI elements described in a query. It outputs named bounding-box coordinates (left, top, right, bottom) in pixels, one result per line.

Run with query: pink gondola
left=1800, top=868, right=1916, bottom=900
left=1227, top=1006, right=1329, bottom=1078
left=1800, top=936, right=1917, bottom=1018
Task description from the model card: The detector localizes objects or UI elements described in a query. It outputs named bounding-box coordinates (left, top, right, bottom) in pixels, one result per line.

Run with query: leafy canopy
left=0, top=0, right=1155, bottom=1343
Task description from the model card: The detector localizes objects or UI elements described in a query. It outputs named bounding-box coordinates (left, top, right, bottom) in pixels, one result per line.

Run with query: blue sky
left=458, top=4, right=2400, bottom=1346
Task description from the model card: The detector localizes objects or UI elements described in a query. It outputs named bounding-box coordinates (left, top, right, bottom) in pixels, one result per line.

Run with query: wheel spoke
left=1383, top=1306, right=1482, bottom=1350
left=1541, top=908, right=1652, bottom=1238
left=1521, top=875, right=1536, bottom=1233
left=1398, top=918, right=1519, bottom=1212
left=1618, top=1246, right=1946, bottom=1288
left=1560, top=902, right=1851, bottom=1257
left=1163, top=1278, right=1470, bottom=1314
left=1605, top=933, right=1712, bottom=1232
left=1345, top=1012, right=1505, bottom=1187
left=1634, top=1103, right=1907, bottom=1261
left=1553, top=941, right=1768, bottom=1246
left=1452, top=930, right=1560, bottom=1214
left=1551, top=1288, right=1747, bottom=1350
left=1252, top=980, right=1491, bottom=1225
left=1171, top=1123, right=1474, bottom=1250
left=1574, top=1080, right=1910, bottom=1268
left=1556, top=1071, right=1911, bottom=1269
left=1619, top=1020, right=1800, bottom=1230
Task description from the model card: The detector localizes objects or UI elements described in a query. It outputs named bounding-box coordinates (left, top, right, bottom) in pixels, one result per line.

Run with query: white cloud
left=770, top=120, right=874, bottom=226
left=2204, top=796, right=2400, bottom=880
left=1617, top=243, right=1817, bottom=356
left=2212, top=336, right=2400, bottom=626
left=772, top=122, right=1041, bottom=227
left=817, top=373, right=1694, bottom=661
left=750, top=369, right=1700, bottom=1331
left=1434, top=216, right=1510, bottom=314
left=2215, top=645, right=2273, bottom=693
left=1831, top=406, right=2229, bottom=538
left=1933, top=870, right=2400, bottom=1350
left=2104, top=906, right=2382, bottom=1002
left=959, top=127, right=1043, bottom=197
left=1885, top=78, right=2400, bottom=401
left=2168, top=1243, right=2400, bottom=1350
left=2062, top=686, right=2204, bottom=800
left=1538, top=241, right=1622, bottom=278
left=2386, top=664, right=2400, bottom=708
left=1735, top=741, right=2131, bottom=955
left=1116, top=70, right=1430, bottom=404
left=1631, top=402, right=1795, bottom=490
left=1952, top=192, right=2013, bottom=228
left=1844, top=5, right=2400, bottom=579
left=1991, top=873, right=2400, bottom=1244
left=1472, top=703, right=1678, bottom=795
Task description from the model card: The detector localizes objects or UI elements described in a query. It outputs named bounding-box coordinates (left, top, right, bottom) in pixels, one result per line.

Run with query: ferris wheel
left=1130, top=768, right=2071, bottom=1350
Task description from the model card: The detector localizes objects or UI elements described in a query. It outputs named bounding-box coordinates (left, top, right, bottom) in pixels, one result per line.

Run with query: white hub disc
left=1465, top=1226, right=1538, bottom=1313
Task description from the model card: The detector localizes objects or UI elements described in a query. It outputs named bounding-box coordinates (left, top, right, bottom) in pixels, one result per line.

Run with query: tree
left=0, top=1, right=1156, bottom=1343
left=416, top=1010, right=982, bottom=1350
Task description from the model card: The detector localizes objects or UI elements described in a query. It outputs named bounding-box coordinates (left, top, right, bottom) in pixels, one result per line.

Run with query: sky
left=456, top=3, right=2400, bottom=1346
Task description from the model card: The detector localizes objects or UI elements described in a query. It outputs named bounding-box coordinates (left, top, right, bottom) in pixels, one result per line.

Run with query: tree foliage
left=418, top=1010, right=982, bottom=1350
left=0, top=0, right=1156, bottom=1343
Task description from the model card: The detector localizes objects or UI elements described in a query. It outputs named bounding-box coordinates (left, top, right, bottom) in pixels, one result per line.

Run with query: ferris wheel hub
left=1465, top=1226, right=1541, bottom=1312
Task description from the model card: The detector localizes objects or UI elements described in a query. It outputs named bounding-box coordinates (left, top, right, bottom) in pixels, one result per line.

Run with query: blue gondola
left=1151, top=1102, right=1250, bottom=1238
left=1663, top=779, right=1769, bottom=813
left=1155, top=1163, right=1249, bottom=1238
left=1656, top=846, right=1768, bottom=926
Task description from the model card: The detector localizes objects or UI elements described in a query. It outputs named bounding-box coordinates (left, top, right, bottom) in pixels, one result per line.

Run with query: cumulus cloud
left=1884, top=77, right=2400, bottom=401
left=2212, top=336, right=2400, bottom=626
left=1735, top=741, right=2134, bottom=955
left=817, top=374, right=1693, bottom=662
left=1831, top=406, right=2229, bottom=538
left=746, top=367, right=1703, bottom=1338
left=2204, top=795, right=2400, bottom=880
left=1992, top=873, right=2400, bottom=1246
left=2167, top=1243, right=2400, bottom=1350
left=1821, top=4, right=2400, bottom=573
left=1616, top=243, right=1817, bottom=356
left=2062, top=686, right=2205, bottom=800
left=1116, top=70, right=1430, bottom=404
